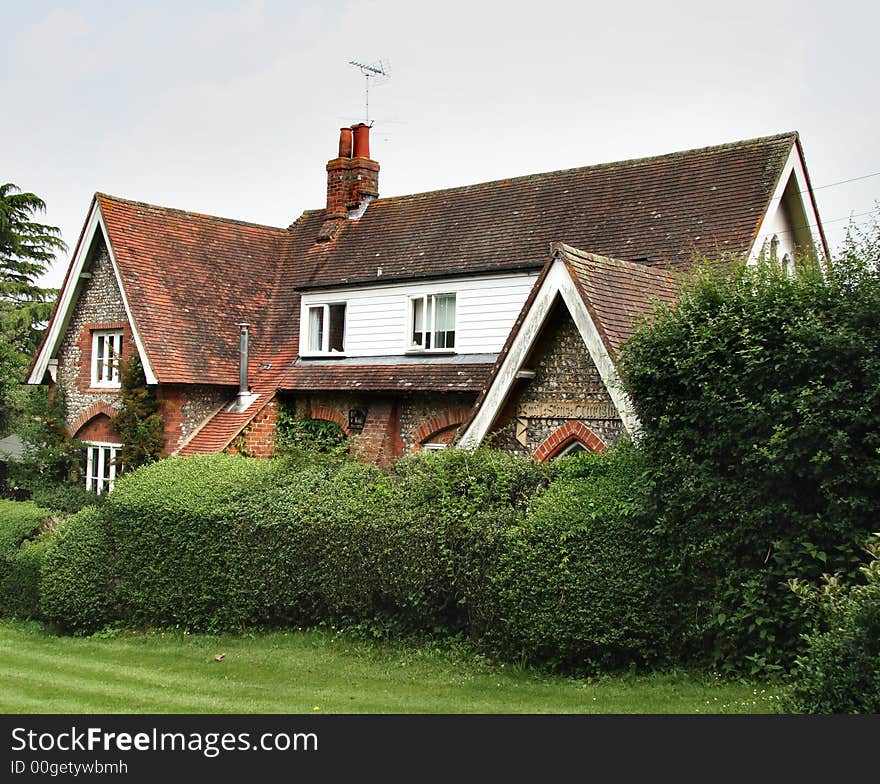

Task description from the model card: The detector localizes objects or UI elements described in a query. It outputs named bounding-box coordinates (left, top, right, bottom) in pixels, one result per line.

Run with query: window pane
left=96, top=335, right=105, bottom=381
left=433, top=295, right=456, bottom=349
left=328, top=304, right=346, bottom=352
left=308, top=307, right=324, bottom=352
left=110, top=335, right=122, bottom=382
left=411, top=297, right=425, bottom=347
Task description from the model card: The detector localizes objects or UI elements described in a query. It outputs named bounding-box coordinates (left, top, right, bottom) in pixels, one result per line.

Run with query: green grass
left=0, top=620, right=783, bottom=713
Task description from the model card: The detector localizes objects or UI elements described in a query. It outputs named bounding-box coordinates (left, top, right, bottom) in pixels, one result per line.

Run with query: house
left=27, top=125, right=827, bottom=491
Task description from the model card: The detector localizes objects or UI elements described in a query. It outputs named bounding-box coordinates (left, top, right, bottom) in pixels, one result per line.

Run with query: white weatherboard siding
left=300, top=271, right=540, bottom=357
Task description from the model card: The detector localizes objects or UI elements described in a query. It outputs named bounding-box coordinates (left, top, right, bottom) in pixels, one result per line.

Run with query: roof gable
left=459, top=245, right=680, bottom=448
left=96, top=194, right=289, bottom=385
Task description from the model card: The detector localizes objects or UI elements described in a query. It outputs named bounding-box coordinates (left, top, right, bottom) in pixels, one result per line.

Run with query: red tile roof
left=461, top=246, right=681, bottom=438
left=557, top=243, right=680, bottom=358
left=279, top=361, right=494, bottom=393
left=97, top=194, right=290, bottom=385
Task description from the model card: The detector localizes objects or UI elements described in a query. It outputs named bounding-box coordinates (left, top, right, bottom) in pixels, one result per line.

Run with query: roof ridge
left=308, top=131, right=799, bottom=210
left=553, top=242, right=681, bottom=280
left=96, top=192, right=289, bottom=233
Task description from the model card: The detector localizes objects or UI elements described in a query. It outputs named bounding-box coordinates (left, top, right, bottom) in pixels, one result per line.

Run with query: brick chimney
left=319, top=123, right=379, bottom=241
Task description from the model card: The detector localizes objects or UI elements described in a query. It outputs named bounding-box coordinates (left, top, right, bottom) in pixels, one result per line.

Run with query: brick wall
left=281, top=391, right=476, bottom=465
left=227, top=398, right=279, bottom=459
left=489, top=303, right=625, bottom=458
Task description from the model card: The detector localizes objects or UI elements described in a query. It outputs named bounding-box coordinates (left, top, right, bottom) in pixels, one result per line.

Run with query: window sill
left=405, top=350, right=457, bottom=356
left=87, top=385, right=121, bottom=393
left=299, top=353, right=348, bottom=360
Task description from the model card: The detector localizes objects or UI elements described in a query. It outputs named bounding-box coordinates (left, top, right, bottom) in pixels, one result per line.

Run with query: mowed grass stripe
left=0, top=621, right=782, bottom=713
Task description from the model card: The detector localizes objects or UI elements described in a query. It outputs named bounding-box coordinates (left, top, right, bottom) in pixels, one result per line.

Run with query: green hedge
left=0, top=499, right=56, bottom=619
left=619, top=248, right=880, bottom=672
left=40, top=507, right=119, bottom=632
left=490, top=446, right=679, bottom=670
left=104, top=455, right=272, bottom=630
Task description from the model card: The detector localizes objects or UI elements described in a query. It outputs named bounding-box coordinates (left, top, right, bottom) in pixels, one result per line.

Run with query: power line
left=809, top=171, right=880, bottom=192
left=759, top=209, right=877, bottom=239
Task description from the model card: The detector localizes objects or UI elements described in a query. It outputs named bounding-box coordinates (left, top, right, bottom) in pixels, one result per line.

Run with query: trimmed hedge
left=40, top=507, right=118, bottom=632
left=0, top=499, right=55, bottom=619
left=104, top=455, right=272, bottom=630
left=490, top=446, right=679, bottom=670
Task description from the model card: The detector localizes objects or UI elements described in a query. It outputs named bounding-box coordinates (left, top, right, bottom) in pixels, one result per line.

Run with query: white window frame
left=556, top=440, right=588, bottom=459
left=407, top=292, right=457, bottom=353
left=304, top=302, right=347, bottom=356
left=84, top=441, right=122, bottom=495
left=91, top=329, right=124, bottom=387
left=421, top=442, right=448, bottom=452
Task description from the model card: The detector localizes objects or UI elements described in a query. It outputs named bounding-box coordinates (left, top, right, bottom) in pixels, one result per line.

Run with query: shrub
left=28, top=479, right=103, bottom=514
left=104, top=455, right=273, bottom=630
left=234, top=448, right=548, bottom=636
left=0, top=498, right=55, bottom=618
left=490, top=445, right=678, bottom=671
left=40, top=506, right=118, bottom=632
left=112, top=354, right=165, bottom=470
left=619, top=243, right=880, bottom=672
left=274, top=402, right=349, bottom=457
left=785, top=536, right=880, bottom=713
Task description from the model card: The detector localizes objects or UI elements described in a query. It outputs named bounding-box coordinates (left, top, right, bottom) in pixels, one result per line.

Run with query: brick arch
left=306, top=405, right=351, bottom=436
left=70, top=402, right=119, bottom=438
left=532, top=421, right=605, bottom=462
left=411, top=407, right=472, bottom=452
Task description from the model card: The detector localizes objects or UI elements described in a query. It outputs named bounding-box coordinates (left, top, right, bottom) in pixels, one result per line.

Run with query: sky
left=3, top=0, right=879, bottom=289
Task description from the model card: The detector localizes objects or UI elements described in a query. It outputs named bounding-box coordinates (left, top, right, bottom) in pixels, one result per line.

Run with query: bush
left=104, top=455, right=272, bottom=630
left=0, top=499, right=55, bottom=618
left=28, top=480, right=104, bottom=515
left=40, top=506, right=118, bottom=632
left=619, top=244, right=880, bottom=672
left=490, top=446, right=678, bottom=671
left=234, top=448, right=548, bottom=636
left=785, top=536, right=880, bottom=713
left=59, top=448, right=547, bottom=640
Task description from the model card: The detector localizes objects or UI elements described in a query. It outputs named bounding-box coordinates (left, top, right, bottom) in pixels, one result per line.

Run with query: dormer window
left=306, top=303, right=346, bottom=354
left=409, top=293, right=456, bottom=351
left=91, top=329, right=123, bottom=387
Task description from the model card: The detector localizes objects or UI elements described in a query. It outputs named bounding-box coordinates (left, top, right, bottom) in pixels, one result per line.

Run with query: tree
left=112, top=354, right=165, bottom=470
left=619, top=218, right=880, bottom=673
left=0, top=183, right=66, bottom=433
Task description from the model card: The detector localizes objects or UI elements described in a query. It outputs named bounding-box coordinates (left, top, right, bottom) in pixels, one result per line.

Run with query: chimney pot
left=352, top=123, right=371, bottom=159
left=338, top=127, right=353, bottom=158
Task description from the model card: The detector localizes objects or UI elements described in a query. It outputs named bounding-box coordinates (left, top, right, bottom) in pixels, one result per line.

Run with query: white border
left=747, top=144, right=825, bottom=263
left=28, top=200, right=158, bottom=385
left=458, top=258, right=640, bottom=448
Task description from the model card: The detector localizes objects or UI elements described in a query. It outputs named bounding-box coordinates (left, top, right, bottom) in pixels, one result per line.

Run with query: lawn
left=0, top=620, right=783, bottom=713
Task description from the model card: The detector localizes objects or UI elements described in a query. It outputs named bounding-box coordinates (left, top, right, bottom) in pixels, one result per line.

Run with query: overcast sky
left=3, top=0, right=879, bottom=289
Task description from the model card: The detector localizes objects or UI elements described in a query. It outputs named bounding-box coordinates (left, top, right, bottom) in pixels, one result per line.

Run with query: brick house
left=28, top=125, right=827, bottom=491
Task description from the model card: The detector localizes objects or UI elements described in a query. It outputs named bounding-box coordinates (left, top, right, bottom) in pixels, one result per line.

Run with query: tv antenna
left=348, top=59, right=390, bottom=123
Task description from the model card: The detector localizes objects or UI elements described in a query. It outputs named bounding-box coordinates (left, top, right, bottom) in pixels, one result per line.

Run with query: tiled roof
left=557, top=243, right=680, bottom=358
left=97, top=194, right=289, bottom=385
left=279, top=359, right=494, bottom=392
left=460, top=247, right=680, bottom=439
left=286, top=132, right=797, bottom=287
